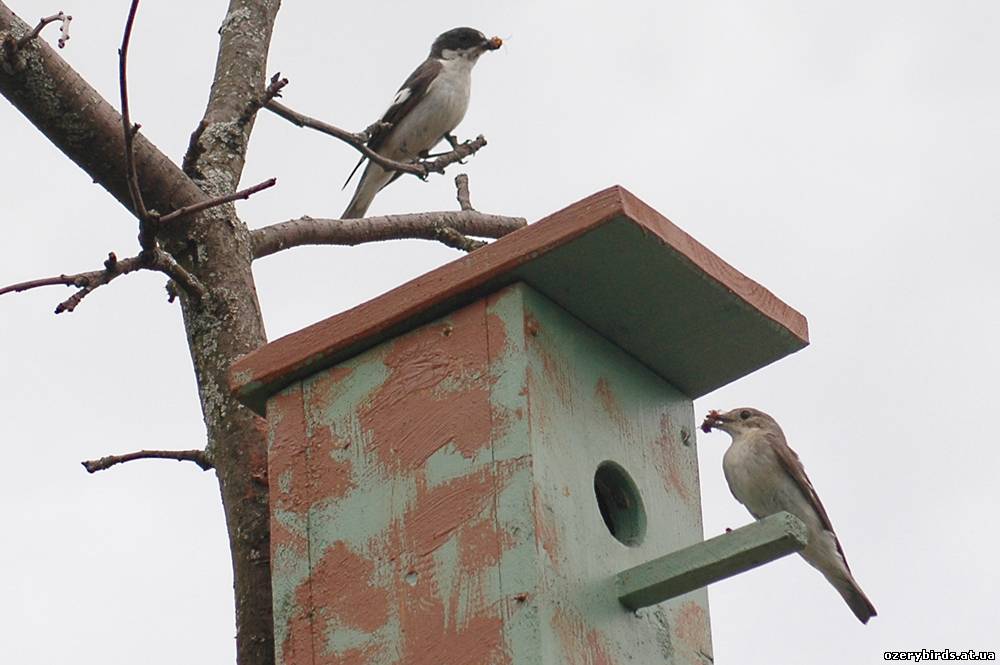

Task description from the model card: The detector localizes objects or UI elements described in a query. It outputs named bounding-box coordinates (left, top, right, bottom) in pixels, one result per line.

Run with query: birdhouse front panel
left=265, top=281, right=712, bottom=665
left=267, top=288, right=524, bottom=665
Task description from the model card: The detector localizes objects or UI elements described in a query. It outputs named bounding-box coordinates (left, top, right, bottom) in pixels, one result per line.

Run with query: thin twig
left=158, top=177, right=277, bottom=224
left=265, top=100, right=487, bottom=179
left=146, top=250, right=206, bottom=303
left=424, top=135, right=487, bottom=173
left=0, top=252, right=140, bottom=307
left=455, top=173, right=474, bottom=211
left=251, top=210, right=525, bottom=258
left=181, top=120, right=208, bottom=175
left=119, top=0, right=149, bottom=228
left=82, top=449, right=213, bottom=473
left=16, top=12, right=72, bottom=49
left=0, top=248, right=206, bottom=314
left=239, top=72, right=288, bottom=125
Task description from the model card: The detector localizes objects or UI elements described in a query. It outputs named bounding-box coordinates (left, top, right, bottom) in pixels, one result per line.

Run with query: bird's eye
left=740, top=410, right=751, bottom=420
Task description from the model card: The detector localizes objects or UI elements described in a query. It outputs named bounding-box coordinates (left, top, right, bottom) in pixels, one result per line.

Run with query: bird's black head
left=430, top=27, right=501, bottom=59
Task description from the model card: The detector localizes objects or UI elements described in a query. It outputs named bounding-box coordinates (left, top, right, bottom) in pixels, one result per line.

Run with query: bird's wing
left=767, top=431, right=845, bottom=542
left=342, top=58, right=443, bottom=189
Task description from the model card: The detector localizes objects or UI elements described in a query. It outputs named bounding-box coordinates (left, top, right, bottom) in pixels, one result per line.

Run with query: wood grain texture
left=230, top=186, right=809, bottom=413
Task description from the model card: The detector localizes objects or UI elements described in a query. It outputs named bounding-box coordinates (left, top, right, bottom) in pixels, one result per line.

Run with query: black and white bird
left=341, top=27, right=502, bottom=219
left=702, top=407, right=877, bottom=624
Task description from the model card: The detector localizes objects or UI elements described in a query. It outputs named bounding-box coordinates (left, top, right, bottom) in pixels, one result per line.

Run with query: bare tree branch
left=149, top=250, right=205, bottom=304
left=82, top=449, right=213, bottom=473
left=431, top=226, right=487, bottom=252
left=264, top=99, right=488, bottom=179
left=159, top=177, right=276, bottom=224
left=16, top=11, right=71, bottom=49
left=252, top=173, right=521, bottom=257
left=0, top=248, right=208, bottom=314
left=0, top=172, right=269, bottom=312
left=181, top=120, right=208, bottom=175
left=455, top=173, right=474, bottom=211
left=119, top=0, right=150, bottom=230
left=239, top=71, right=287, bottom=125
left=252, top=211, right=525, bottom=258
left=1, top=5, right=205, bottom=216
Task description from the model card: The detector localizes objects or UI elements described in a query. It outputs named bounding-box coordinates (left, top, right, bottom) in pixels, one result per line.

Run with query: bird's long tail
left=341, top=162, right=391, bottom=219
left=827, top=569, right=877, bottom=624
left=803, top=528, right=877, bottom=623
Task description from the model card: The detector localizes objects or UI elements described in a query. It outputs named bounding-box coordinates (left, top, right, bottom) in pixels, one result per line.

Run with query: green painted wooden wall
left=265, top=282, right=712, bottom=665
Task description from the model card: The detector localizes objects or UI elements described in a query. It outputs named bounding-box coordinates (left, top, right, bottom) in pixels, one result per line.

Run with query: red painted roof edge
left=230, top=185, right=807, bottom=408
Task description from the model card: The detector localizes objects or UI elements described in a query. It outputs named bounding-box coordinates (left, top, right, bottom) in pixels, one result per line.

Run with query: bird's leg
left=421, top=133, right=468, bottom=161
left=445, top=133, right=468, bottom=163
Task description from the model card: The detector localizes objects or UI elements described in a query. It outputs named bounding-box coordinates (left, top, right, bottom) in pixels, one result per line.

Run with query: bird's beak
left=485, top=36, right=503, bottom=51
left=700, top=409, right=729, bottom=433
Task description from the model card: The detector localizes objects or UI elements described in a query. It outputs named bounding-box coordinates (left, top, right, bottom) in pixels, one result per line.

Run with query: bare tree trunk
left=173, top=4, right=281, bottom=661
left=1, top=3, right=279, bottom=663
left=177, top=250, right=273, bottom=665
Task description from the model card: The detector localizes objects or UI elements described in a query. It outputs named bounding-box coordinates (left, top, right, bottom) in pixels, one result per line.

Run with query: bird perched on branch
left=702, top=407, right=877, bottom=623
left=341, top=27, right=502, bottom=219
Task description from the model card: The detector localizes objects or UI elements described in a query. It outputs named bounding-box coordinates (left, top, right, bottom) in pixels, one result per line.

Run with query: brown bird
left=703, top=407, right=877, bottom=623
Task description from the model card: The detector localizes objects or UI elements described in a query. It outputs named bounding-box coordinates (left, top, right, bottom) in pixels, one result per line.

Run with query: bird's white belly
left=386, top=62, right=471, bottom=160
left=723, top=440, right=803, bottom=519
left=723, top=439, right=829, bottom=554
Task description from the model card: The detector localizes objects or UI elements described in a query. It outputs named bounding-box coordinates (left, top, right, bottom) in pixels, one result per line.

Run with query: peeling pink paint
left=279, top=593, right=315, bottom=665
left=267, top=387, right=309, bottom=556
left=306, top=424, right=355, bottom=502
left=534, top=342, right=573, bottom=407
left=674, top=600, right=710, bottom=655
left=652, top=413, right=695, bottom=504
left=359, top=302, right=493, bottom=471
left=532, top=485, right=561, bottom=572
left=595, top=377, right=631, bottom=434
left=404, top=467, right=496, bottom=557
left=268, top=387, right=306, bottom=508
left=483, top=290, right=510, bottom=366
left=305, top=366, right=355, bottom=421
left=551, top=607, right=615, bottom=665
left=281, top=298, right=518, bottom=665
left=312, top=542, right=390, bottom=633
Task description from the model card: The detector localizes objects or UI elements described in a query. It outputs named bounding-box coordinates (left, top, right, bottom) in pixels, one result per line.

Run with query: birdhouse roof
left=230, top=186, right=808, bottom=414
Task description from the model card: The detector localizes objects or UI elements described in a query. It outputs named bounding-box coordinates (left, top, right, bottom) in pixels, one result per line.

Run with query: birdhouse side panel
left=519, top=287, right=714, bottom=665
left=269, top=290, right=539, bottom=665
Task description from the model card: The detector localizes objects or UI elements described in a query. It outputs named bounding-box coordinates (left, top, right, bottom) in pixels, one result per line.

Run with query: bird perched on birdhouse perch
left=702, top=407, right=877, bottom=623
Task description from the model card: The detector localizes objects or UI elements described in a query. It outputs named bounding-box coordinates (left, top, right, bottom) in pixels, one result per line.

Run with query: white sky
left=2, top=1, right=998, bottom=663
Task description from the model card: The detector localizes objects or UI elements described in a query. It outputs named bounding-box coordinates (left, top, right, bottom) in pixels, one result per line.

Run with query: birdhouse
left=230, top=186, right=809, bottom=665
